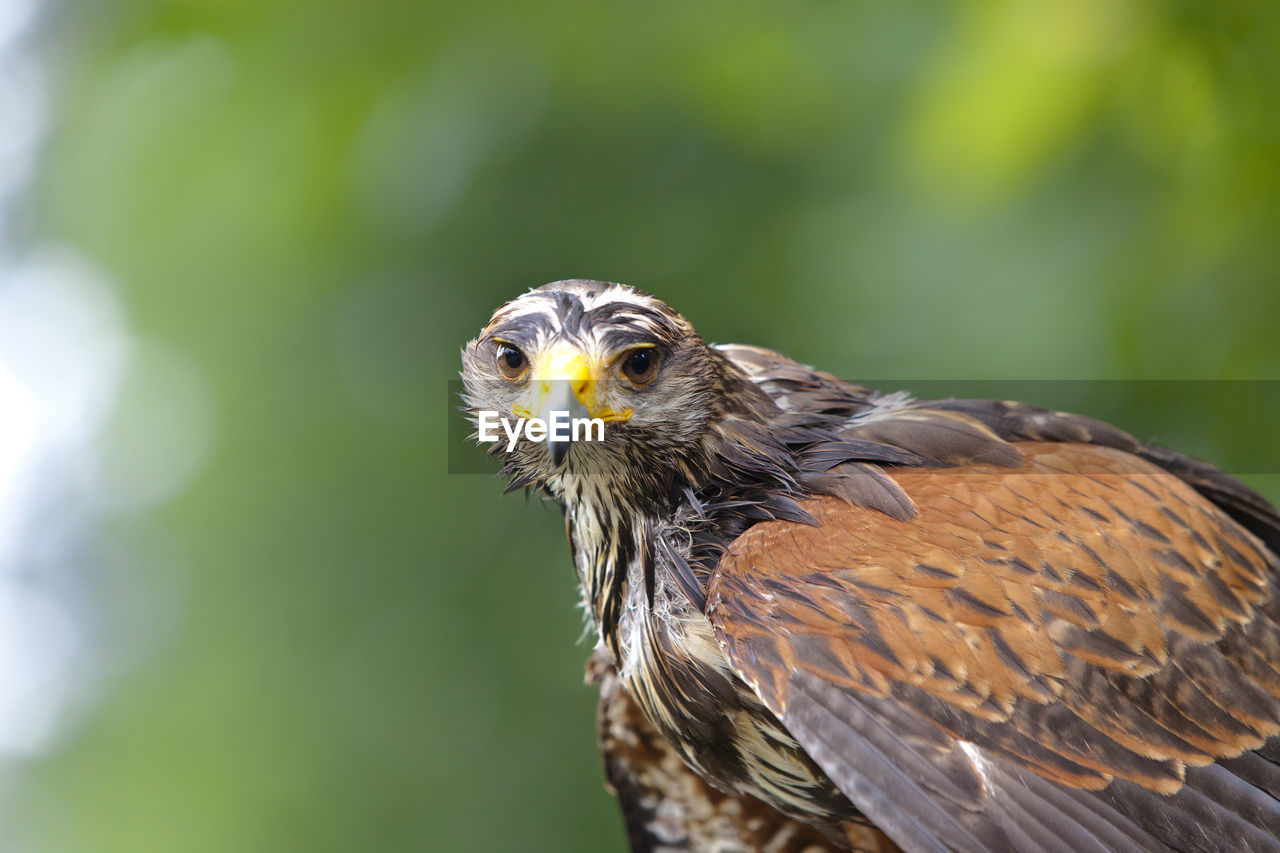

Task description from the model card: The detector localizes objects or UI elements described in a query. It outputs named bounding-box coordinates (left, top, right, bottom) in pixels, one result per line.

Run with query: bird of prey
left=460, top=280, right=1280, bottom=853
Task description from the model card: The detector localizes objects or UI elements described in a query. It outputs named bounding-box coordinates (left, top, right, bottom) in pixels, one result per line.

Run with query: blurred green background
left=3, top=0, right=1279, bottom=851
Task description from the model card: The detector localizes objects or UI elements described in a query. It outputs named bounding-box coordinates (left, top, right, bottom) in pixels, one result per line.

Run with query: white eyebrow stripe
left=488, top=283, right=678, bottom=354
left=579, top=285, right=654, bottom=312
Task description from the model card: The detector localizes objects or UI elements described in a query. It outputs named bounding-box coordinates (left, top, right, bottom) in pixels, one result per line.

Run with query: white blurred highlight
left=0, top=251, right=128, bottom=758
left=0, top=0, right=213, bottom=765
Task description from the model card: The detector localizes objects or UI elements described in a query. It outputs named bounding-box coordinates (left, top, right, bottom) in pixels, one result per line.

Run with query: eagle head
left=461, top=280, right=729, bottom=498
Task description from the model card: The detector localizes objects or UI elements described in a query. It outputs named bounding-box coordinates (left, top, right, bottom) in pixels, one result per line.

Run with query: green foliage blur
left=18, top=0, right=1280, bottom=850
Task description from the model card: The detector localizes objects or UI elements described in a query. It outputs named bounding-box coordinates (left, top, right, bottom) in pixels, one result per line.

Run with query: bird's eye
left=620, top=347, right=659, bottom=386
left=495, top=343, right=528, bottom=380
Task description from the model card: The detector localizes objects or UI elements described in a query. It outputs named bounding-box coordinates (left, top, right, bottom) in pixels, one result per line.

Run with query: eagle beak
left=540, top=364, right=590, bottom=467
left=513, top=346, right=632, bottom=466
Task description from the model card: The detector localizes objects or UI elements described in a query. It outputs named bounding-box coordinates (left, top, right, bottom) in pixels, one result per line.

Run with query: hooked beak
left=512, top=346, right=632, bottom=467
left=543, top=376, right=588, bottom=467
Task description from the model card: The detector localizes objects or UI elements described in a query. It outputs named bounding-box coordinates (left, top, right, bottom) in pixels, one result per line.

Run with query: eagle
left=460, top=280, right=1280, bottom=853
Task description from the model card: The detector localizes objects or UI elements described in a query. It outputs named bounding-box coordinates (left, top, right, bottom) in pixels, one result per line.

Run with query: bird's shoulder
left=715, top=342, right=1280, bottom=551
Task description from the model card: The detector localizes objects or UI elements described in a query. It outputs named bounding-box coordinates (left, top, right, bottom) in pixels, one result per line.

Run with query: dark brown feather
left=589, top=650, right=898, bottom=852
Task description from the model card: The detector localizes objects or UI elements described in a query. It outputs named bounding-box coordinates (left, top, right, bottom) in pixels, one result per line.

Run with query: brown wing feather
left=709, top=442, right=1280, bottom=851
